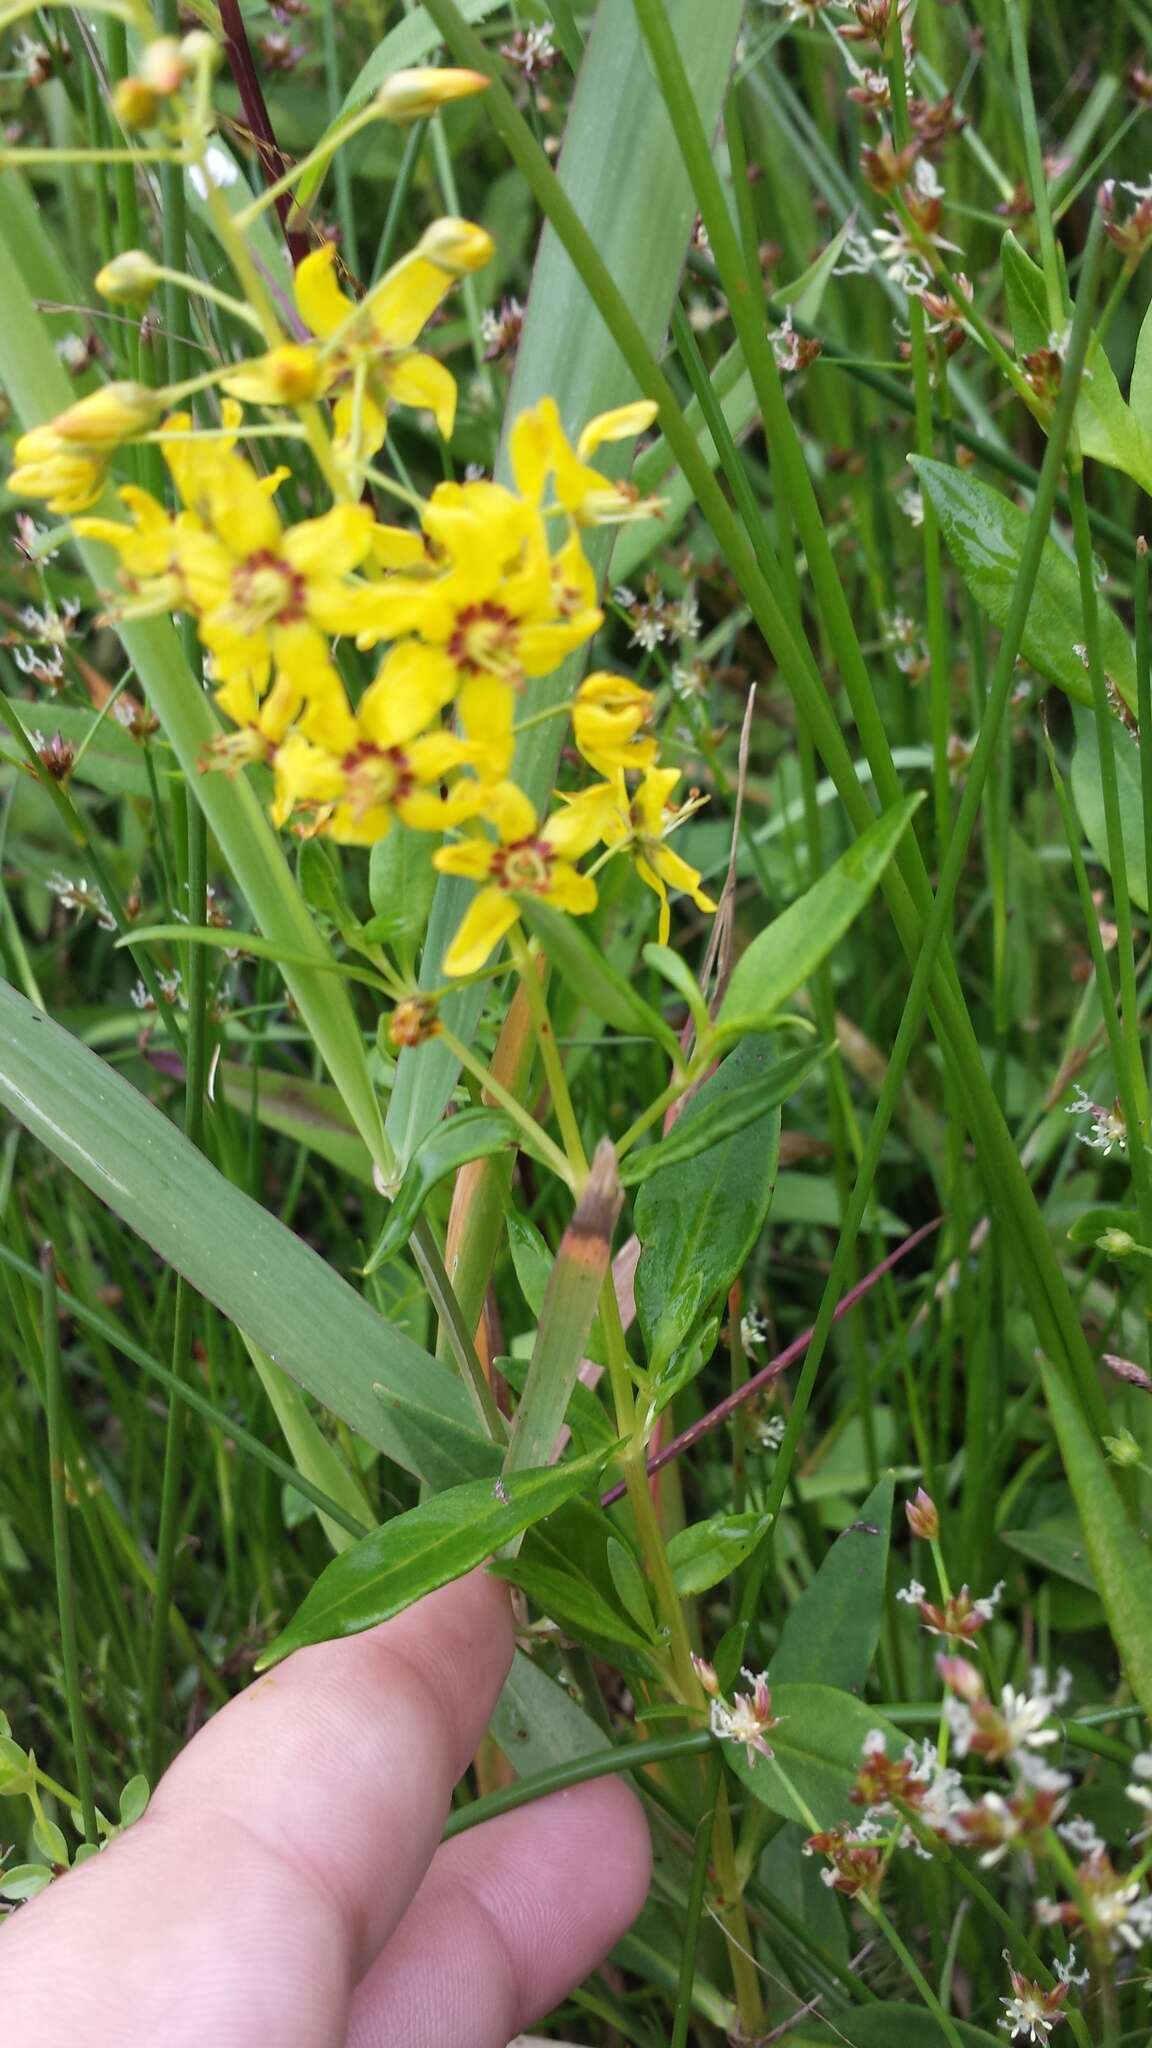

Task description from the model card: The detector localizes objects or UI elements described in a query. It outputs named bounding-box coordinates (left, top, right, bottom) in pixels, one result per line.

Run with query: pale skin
left=0, top=1573, right=651, bottom=2045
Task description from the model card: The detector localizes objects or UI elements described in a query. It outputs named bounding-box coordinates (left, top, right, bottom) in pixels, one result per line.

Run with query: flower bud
left=374, top=65, right=489, bottom=122
left=94, top=250, right=160, bottom=303
left=1103, top=1427, right=1142, bottom=1468
left=1098, top=1226, right=1138, bottom=1258
left=690, top=1653, right=719, bottom=1698
left=51, top=382, right=159, bottom=448
left=905, top=1487, right=939, bottom=1540
left=112, top=76, right=160, bottom=130
left=416, top=216, right=495, bottom=276
left=936, top=1653, right=984, bottom=1701
left=137, top=35, right=186, bottom=95
left=180, top=30, right=219, bottom=71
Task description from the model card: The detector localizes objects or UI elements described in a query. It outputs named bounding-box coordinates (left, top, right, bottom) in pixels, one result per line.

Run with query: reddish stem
left=216, top=0, right=312, bottom=268
left=599, top=1216, right=941, bottom=1507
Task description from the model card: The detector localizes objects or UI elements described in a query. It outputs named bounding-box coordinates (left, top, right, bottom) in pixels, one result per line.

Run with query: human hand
left=0, top=1573, right=650, bottom=2045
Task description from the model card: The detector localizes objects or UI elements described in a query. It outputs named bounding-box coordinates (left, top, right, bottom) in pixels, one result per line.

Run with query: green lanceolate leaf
left=1002, top=231, right=1152, bottom=489
left=722, top=1685, right=902, bottom=1829
left=365, top=1107, right=519, bottom=1272
left=667, top=1510, right=773, bottom=1596
left=634, top=1034, right=782, bottom=1374
left=258, top=1452, right=606, bottom=1667
left=1070, top=702, right=1149, bottom=910
left=367, top=827, right=439, bottom=970
left=715, top=799, right=923, bottom=1040
left=620, top=1041, right=828, bottom=1188
left=1039, top=1358, right=1152, bottom=1723
left=522, top=900, right=683, bottom=1060
left=770, top=1473, right=894, bottom=1694
left=0, top=983, right=495, bottom=1491
left=1002, top=229, right=1051, bottom=357
left=913, top=457, right=1138, bottom=712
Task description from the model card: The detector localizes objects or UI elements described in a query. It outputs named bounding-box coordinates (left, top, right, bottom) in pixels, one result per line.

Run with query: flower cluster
left=14, top=211, right=718, bottom=982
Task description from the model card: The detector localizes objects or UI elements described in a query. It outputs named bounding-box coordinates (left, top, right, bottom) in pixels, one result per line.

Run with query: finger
left=0, top=1571, right=514, bottom=2048
left=349, top=1777, right=652, bottom=2048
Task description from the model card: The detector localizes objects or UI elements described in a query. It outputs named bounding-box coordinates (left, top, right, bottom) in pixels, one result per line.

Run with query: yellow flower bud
left=137, top=35, right=187, bottom=95
left=415, top=215, right=495, bottom=276
left=112, top=76, right=160, bottom=130
left=51, top=382, right=159, bottom=448
left=373, top=66, right=489, bottom=122
left=94, top=250, right=159, bottom=303
left=9, top=429, right=106, bottom=514
left=222, top=344, right=326, bottom=407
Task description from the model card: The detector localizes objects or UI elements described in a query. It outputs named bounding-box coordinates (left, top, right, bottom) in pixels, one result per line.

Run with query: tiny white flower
left=188, top=144, right=239, bottom=199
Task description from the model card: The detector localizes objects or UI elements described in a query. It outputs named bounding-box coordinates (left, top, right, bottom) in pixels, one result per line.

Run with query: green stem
left=410, top=1218, right=506, bottom=1440
left=508, top=926, right=587, bottom=1174
left=1068, top=467, right=1150, bottom=1140
left=40, top=1245, right=99, bottom=1844
left=145, top=786, right=209, bottom=1785
left=671, top=1752, right=723, bottom=2048
left=867, top=1901, right=966, bottom=2048
left=442, top=1728, right=714, bottom=1838
left=437, top=1022, right=576, bottom=1186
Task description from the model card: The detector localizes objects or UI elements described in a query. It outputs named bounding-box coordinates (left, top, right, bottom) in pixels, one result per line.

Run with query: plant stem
left=442, top=1728, right=714, bottom=1838
left=40, top=1245, right=99, bottom=1845
left=437, top=1022, right=576, bottom=1187
left=508, top=926, right=588, bottom=1174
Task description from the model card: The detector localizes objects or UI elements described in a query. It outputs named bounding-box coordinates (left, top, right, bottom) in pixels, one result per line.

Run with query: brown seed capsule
left=388, top=996, right=441, bottom=1049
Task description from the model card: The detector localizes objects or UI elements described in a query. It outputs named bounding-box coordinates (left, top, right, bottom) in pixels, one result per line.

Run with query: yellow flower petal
left=366, top=251, right=458, bottom=351
left=222, top=345, right=328, bottom=406
left=383, top=351, right=457, bottom=438
left=487, top=780, right=538, bottom=846
left=369, top=523, right=427, bottom=571
left=434, top=836, right=498, bottom=881
left=576, top=400, right=659, bottom=462
left=546, top=863, right=598, bottom=917
left=284, top=502, right=375, bottom=580
left=358, top=640, right=457, bottom=748
left=442, top=887, right=521, bottom=977
left=509, top=397, right=561, bottom=504
left=294, top=243, right=354, bottom=341
left=332, top=388, right=388, bottom=468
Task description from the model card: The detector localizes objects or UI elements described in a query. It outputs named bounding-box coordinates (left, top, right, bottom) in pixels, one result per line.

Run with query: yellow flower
left=10, top=382, right=159, bottom=514
left=222, top=218, right=493, bottom=465
left=354, top=476, right=602, bottom=692
left=510, top=396, right=664, bottom=526
left=557, top=764, right=716, bottom=943
left=572, top=672, right=657, bottom=774
left=10, top=428, right=107, bottom=514
left=270, top=640, right=469, bottom=846
left=434, top=781, right=602, bottom=975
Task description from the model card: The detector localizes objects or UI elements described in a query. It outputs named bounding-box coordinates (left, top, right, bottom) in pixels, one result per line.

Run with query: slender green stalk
left=442, top=1728, right=714, bottom=1838
left=867, top=1901, right=966, bottom=2048
left=144, top=789, right=210, bottom=1785
left=1068, top=468, right=1150, bottom=1142
left=410, top=1219, right=506, bottom=1440
left=671, top=1752, right=723, bottom=2048
left=40, top=1244, right=99, bottom=1844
